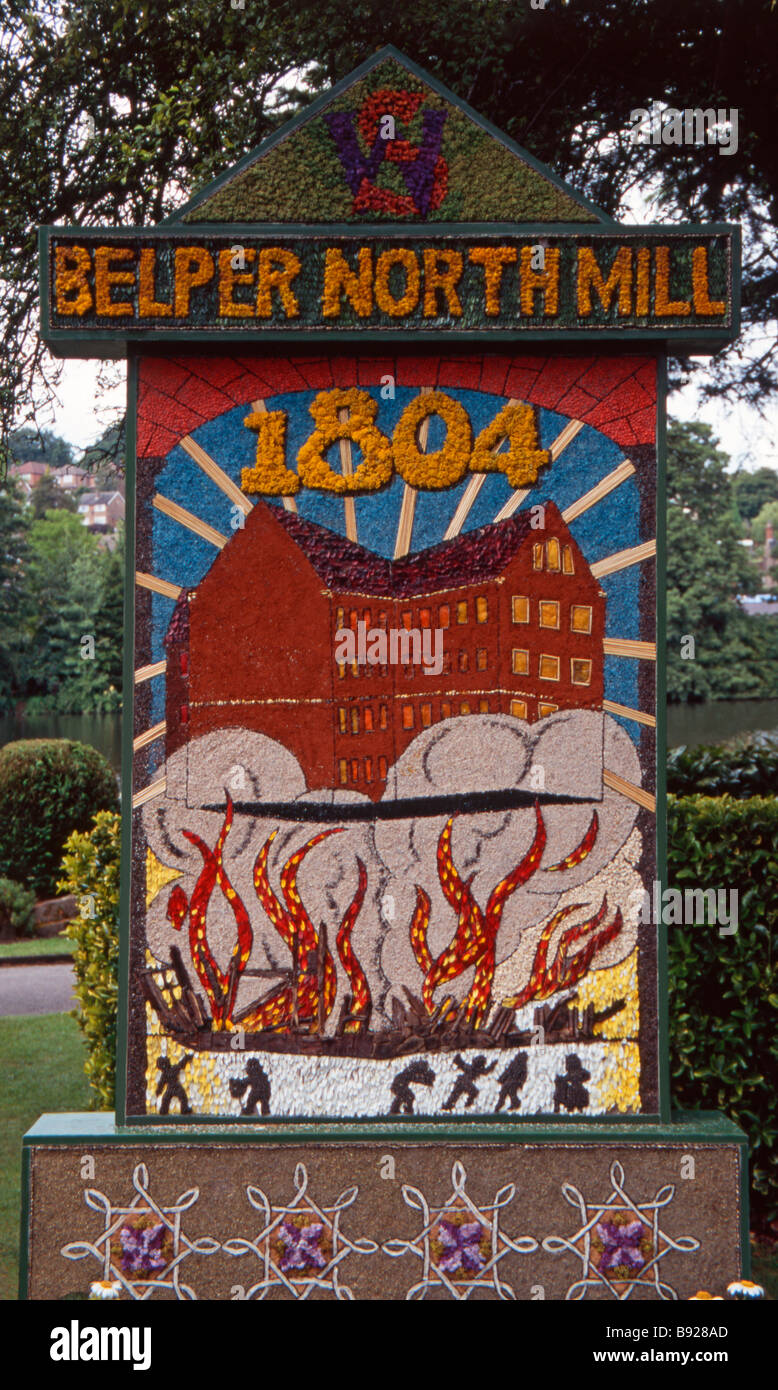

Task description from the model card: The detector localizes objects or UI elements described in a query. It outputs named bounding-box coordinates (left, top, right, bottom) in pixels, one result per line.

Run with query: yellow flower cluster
left=242, top=409, right=300, bottom=494
left=469, top=401, right=551, bottom=489
left=392, top=389, right=472, bottom=489
left=297, top=387, right=394, bottom=493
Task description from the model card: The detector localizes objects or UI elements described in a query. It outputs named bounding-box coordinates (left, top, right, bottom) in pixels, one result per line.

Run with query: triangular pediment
left=170, top=47, right=609, bottom=227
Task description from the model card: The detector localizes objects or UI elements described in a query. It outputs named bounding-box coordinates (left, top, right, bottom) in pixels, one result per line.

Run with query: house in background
left=77, top=490, right=125, bottom=533
left=164, top=500, right=605, bottom=802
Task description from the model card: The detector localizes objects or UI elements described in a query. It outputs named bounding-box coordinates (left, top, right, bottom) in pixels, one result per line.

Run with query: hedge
left=668, top=734, right=778, bottom=798
left=0, top=739, right=118, bottom=897
left=58, top=810, right=121, bottom=1110
left=667, top=794, right=778, bottom=1229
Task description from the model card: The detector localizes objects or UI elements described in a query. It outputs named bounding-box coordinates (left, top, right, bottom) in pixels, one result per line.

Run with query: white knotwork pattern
left=61, top=1162, right=219, bottom=1300
left=383, top=1159, right=538, bottom=1300
left=542, top=1159, right=700, bottom=1300
left=222, top=1162, right=378, bottom=1300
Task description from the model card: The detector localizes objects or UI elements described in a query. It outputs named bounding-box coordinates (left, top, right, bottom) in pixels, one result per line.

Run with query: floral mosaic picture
left=127, top=349, right=658, bottom=1120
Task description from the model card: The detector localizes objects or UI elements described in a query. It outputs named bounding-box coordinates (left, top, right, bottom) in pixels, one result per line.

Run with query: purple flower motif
left=437, top=1218, right=485, bottom=1276
left=400, top=111, right=446, bottom=217
left=324, top=113, right=385, bottom=195
left=595, top=1219, right=647, bottom=1273
left=278, top=1219, right=327, bottom=1274
left=118, top=1222, right=168, bottom=1276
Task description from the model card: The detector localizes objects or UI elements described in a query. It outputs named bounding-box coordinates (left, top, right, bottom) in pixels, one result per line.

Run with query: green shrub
left=667, top=734, right=778, bottom=798
left=58, top=810, right=120, bottom=1109
left=0, top=739, right=118, bottom=897
left=668, top=794, right=778, bottom=1230
left=0, top=876, right=37, bottom=938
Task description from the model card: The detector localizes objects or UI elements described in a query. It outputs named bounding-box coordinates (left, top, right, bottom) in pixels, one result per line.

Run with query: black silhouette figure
left=389, top=1061, right=436, bottom=1115
left=229, top=1058, right=271, bottom=1116
left=442, top=1054, right=496, bottom=1111
left=495, top=1052, right=529, bottom=1112
left=156, top=1054, right=193, bottom=1115
left=554, top=1053, right=591, bottom=1113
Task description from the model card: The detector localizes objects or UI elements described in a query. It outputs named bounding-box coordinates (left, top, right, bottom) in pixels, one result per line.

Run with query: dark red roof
left=164, top=590, right=190, bottom=647
left=268, top=500, right=565, bottom=598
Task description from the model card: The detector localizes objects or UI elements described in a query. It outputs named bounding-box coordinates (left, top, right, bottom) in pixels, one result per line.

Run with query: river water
left=2, top=700, right=778, bottom=771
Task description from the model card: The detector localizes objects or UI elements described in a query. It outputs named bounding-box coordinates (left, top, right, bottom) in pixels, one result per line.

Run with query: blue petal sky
left=147, top=388, right=647, bottom=745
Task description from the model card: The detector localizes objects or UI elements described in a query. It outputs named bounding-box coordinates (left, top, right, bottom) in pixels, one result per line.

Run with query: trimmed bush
left=668, top=794, right=778, bottom=1230
left=0, top=877, right=37, bottom=938
left=668, top=734, right=778, bottom=798
left=0, top=739, right=118, bottom=897
left=58, top=810, right=120, bottom=1109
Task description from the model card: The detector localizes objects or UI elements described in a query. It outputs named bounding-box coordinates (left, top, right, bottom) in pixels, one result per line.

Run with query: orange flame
left=336, top=858, right=372, bottom=1032
left=169, top=794, right=253, bottom=1030
left=501, top=895, right=623, bottom=1009
left=409, top=804, right=547, bottom=1027
left=241, top=831, right=372, bottom=1035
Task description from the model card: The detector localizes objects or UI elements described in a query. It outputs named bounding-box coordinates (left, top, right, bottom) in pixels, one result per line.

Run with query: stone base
left=21, top=1112, right=748, bottom=1301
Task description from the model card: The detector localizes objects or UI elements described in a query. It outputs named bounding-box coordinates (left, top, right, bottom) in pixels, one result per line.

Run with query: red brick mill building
left=164, top=500, right=605, bottom=802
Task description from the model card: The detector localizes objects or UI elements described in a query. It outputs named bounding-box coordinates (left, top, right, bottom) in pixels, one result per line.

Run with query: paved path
left=0, top=962, right=77, bottom=1016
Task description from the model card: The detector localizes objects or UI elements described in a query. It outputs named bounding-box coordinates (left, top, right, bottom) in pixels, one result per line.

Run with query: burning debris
left=143, top=795, right=624, bottom=1056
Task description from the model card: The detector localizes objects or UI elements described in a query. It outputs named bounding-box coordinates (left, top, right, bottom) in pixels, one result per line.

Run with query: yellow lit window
left=349, top=608, right=359, bottom=628
left=512, top=648, right=529, bottom=676
left=363, top=608, right=372, bottom=628
left=478, top=699, right=489, bottom=713
left=351, top=759, right=359, bottom=781
left=365, top=757, right=373, bottom=782
left=339, top=758, right=348, bottom=785
left=441, top=700, right=452, bottom=718
left=364, top=707, right=374, bottom=732
left=351, top=660, right=359, bottom=677
left=338, top=707, right=346, bottom=733
left=532, top=542, right=544, bottom=570
left=546, top=537, right=561, bottom=571
left=421, top=703, right=432, bottom=727
left=476, top=648, right=488, bottom=670
left=510, top=699, right=528, bottom=719
left=379, top=755, right=388, bottom=779
left=476, top=596, right=488, bottom=623
left=571, top=658, right=592, bottom=685
left=539, top=654, right=560, bottom=681
left=379, top=705, right=388, bottom=729
left=459, top=650, right=469, bottom=672
left=539, top=600, right=560, bottom=629
left=419, top=607, right=431, bottom=628
left=460, top=701, right=471, bottom=715
left=439, top=604, right=450, bottom=628
left=402, top=610, right=413, bottom=630
left=538, top=701, right=558, bottom=717
left=338, top=663, right=346, bottom=680
left=457, top=600, right=468, bottom=624
left=336, top=607, right=345, bottom=628
left=571, top=604, right=592, bottom=634
left=512, top=595, right=530, bottom=623
left=563, top=545, right=575, bottom=574
left=351, top=708, right=360, bottom=734
left=402, top=705, right=414, bottom=730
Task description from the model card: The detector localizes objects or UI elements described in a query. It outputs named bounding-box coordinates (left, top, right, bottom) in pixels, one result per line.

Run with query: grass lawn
left=0, top=1013, right=91, bottom=1300
left=0, top=937, right=74, bottom=960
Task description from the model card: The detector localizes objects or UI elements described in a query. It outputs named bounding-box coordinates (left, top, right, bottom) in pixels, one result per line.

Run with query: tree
left=733, top=467, right=778, bottom=524
left=0, top=479, right=31, bottom=711
left=666, top=420, right=769, bottom=701
left=23, top=509, right=122, bottom=710
left=30, top=471, right=77, bottom=518
left=8, top=426, right=74, bottom=470
left=1, top=0, right=777, bottom=449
